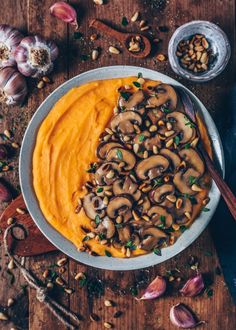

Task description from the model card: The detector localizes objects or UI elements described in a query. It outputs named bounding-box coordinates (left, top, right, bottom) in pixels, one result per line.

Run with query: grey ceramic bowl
left=19, top=66, right=224, bottom=270
left=168, top=20, right=231, bottom=82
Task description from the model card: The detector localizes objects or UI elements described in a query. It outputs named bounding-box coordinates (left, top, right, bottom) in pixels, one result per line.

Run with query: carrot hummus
left=33, top=77, right=211, bottom=258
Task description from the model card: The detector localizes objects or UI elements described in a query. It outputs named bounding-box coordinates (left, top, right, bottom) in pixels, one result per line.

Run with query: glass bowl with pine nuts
left=168, top=20, right=231, bottom=82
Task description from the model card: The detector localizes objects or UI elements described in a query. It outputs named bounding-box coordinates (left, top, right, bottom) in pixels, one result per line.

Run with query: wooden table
left=0, top=1, right=236, bottom=329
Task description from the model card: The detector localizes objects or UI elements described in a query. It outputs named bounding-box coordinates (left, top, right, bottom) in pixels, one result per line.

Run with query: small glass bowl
left=168, top=20, right=231, bottom=82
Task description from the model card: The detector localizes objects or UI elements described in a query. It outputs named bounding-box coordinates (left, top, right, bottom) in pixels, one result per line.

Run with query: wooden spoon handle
left=90, top=19, right=125, bottom=43
left=200, top=145, right=236, bottom=221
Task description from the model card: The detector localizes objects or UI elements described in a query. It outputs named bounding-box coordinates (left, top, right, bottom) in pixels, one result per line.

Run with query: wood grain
left=0, top=0, right=235, bottom=329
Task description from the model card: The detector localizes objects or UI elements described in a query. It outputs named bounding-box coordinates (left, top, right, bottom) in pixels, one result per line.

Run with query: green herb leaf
left=180, top=225, right=187, bottom=233
left=79, top=276, right=87, bottom=288
left=97, top=187, right=103, bottom=193
left=116, top=149, right=123, bottom=160
left=74, top=32, right=83, bottom=39
left=98, top=233, right=105, bottom=240
left=95, top=214, right=101, bottom=225
left=138, top=72, right=143, bottom=78
left=130, top=286, right=138, bottom=296
left=202, top=207, right=210, bottom=212
left=153, top=248, right=162, bottom=256
left=174, top=135, right=180, bottom=146
left=121, top=16, right=129, bottom=26
left=206, top=288, right=213, bottom=297
left=138, top=134, right=146, bottom=142
left=120, top=106, right=126, bottom=112
left=184, top=143, right=191, bottom=149
left=184, top=115, right=196, bottom=128
left=125, top=240, right=137, bottom=250
left=189, top=175, right=198, bottom=185
left=86, top=163, right=97, bottom=173
left=133, top=81, right=141, bottom=88
left=80, top=54, right=89, bottom=61
left=160, top=215, right=166, bottom=223
left=120, top=91, right=130, bottom=101
left=105, top=250, right=112, bottom=257
left=162, top=107, right=171, bottom=113
left=153, top=178, right=163, bottom=188
left=82, top=235, right=90, bottom=242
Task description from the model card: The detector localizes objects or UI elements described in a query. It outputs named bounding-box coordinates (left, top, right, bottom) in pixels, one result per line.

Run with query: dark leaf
left=153, top=248, right=162, bottom=256
left=133, top=81, right=141, bottom=88
left=116, top=149, right=123, bottom=160
left=105, top=250, right=112, bottom=257
left=121, top=16, right=129, bottom=26
left=74, top=32, right=83, bottom=39
left=120, top=91, right=130, bottom=101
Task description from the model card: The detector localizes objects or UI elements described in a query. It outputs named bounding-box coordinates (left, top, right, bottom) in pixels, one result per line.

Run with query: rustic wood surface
left=0, top=0, right=236, bottom=329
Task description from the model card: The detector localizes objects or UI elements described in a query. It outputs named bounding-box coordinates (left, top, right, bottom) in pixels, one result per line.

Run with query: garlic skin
left=0, top=24, right=23, bottom=68
left=14, top=35, right=59, bottom=78
left=139, top=275, right=166, bottom=300
left=0, top=67, right=27, bottom=105
left=180, top=273, right=204, bottom=297
left=170, top=304, right=202, bottom=329
left=50, top=1, right=78, bottom=29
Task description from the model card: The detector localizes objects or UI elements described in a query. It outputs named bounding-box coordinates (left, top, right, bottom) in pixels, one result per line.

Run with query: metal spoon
left=177, top=86, right=236, bottom=221
left=90, top=19, right=152, bottom=58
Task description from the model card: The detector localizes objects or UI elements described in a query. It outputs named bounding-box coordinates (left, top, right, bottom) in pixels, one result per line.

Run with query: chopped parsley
left=180, top=225, right=187, bottom=233
left=82, top=235, right=90, bottom=242
left=105, top=250, right=112, bottom=257
left=97, top=187, right=103, bottom=193
left=98, top=233, right=105, bottom=240
left=121, top=16, right=129, bottom=26
left=86, top=163, right=97, bottom=173
left=202, top=207, right=210, bottom=212
left=130, top=286, right=138, bottom=296
left=162, top=107, right=171, bottom=113
left=184, top=116, right=196, bottom=128
left=133, top=81, right=141, bottom=88
left=138, top=134, right=146, bottom=142
left=116, top=149, right=123, bottom=160
left=120, top=91, right=130, bottom=101
left=184, top=143, right=191, bottom=149
left=125, top=240, right=137, bottom=250
left=79, top=276, right=87, bottom=288
left=120, top=106, right=126, bottom=112
left=80, top=54, right=89, bottom=61
left=138, top=72, right=143, bottom=78
left=153, top=248, right=162, bottom=256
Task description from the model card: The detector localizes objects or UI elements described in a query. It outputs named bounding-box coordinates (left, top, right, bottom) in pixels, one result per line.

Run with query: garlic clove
left=0, top=24, right=23, bottom=68
left=50, top=1, right=79, bottom=30
left=0, top=67, right=27, bottom=105
left=170, top=303, right=204, bottom=329
left=179, top=273, right=204, bottom=297
left=14, top=35, right=59, bottom=78
left=138, top=275, right=166, bottom=300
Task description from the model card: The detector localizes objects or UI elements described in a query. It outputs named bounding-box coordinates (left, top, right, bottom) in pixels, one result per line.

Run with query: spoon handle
left=90, top=19, right=125, bottom=43
left=199, top=144, right=236, bottom=221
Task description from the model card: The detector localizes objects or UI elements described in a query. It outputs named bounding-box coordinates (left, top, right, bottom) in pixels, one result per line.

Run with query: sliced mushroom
left=160, top=148, right=181, bottom=171
left=96, top=142, right=123, bottom=160
left=117, top=225, right=131, bottom=243
left=150, top=184, right=175, bottom=203
left=179, top=148, right=205, bottom=176
left=110, top=111, right=142, bottom=135
left=175, top=198, right=193, bottom=225
left=118, top=90, right=145, bottom=110
left=166, top=112, right=195, bottom=144
left=106, top=195, right=132, bottom=219
left=107, top=147, right=136, bottom=171
left=147, top=206, right=173, bottom=228
left=95, top=217, right=115, bottom=239
left=113, top=176, right=141, bottom=201
left=83, top=193, right=106, bottom=220
left=135, top=155, right=169, bottom=180
left=173, top=168, right=199, bottom=195
left=95, top=162, right=121, bottom=186
left=147, top=84, right=178, bottom=110
left=139, top=227, right=167, bottom=251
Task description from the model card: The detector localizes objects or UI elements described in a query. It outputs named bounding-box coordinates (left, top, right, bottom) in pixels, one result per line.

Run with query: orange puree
left=33, top=77, right=211, bottom=258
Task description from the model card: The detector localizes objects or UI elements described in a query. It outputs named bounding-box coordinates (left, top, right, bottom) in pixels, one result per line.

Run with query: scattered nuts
left=140, top=26, right=149, bottom=31
left=203, top=197, right=210, bottom=205
left=126, top=248, right=131, bottom=257
left=74, top=272, right=86, bottom=281
left=131, top=11, right=139, bottom=22
left=153, top=145, right=158, bottom=154
left=185, top=211, right=192, bottom=220
left=166, top=194, right=176, bottom=203
left=165, top=138, right=174, bottom=148
left=93, top=0, right=103, bottom=4
left=92, top=49, right=99, bottom=60
left=47, top=282, right=54, bottom=289
left=104, top=299, right=113, bottom=307
left=0, top=312, right=8, bottom=321
left=109, top=46, right=120, bottom=54
left=16, top=207, right=26, bottom=214
left=7, top=217, right=14, bottom=225
left=55, top=276, right=64, bottom=286
left=7, top=298, right=14, bottom=307
left=172, top=223, right=180, bottom=231
left=105, top=127, right=113, bottom=135
left=164, top=130, right=175, bottom=137
left=176, top=198, right=183, bottom=209
left=139, top=20, right=146, bottom=28
left=149, top=125, right=157, bottom=132
left=137, top=77, right=145, bottom=85
left=156, top=54, right=167, bottom=62
left=191, top=184, right=203, bottom=192
left=11, top=142, right=19, bottom=149
left=90, top=33, right=98, bottom=41
left=37, top=80, right=45, bottom=89
left=56, top=257, right=67, bottom=267
left=43, top=269, right=49, bottom=278
left=8, top=258, right=14, bottom=270
left=42, top=76, right=51, bottom=83
left=104, top=321, right=113, bottom=328
left=64, top=288, right=73, bottom=294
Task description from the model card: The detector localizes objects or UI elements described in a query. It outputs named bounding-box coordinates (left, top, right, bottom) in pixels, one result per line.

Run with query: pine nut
left=143, top=150, right=148, bottom=158
left=11, top=142, right=19, bottom=148
left=166, top=138, right=174, bottom=148
left=74, top=272, right=86, bottom=281
left=100, top=239, right=108, bottom=245
left=92, top=49, right=99, bottom=60
left=8, top=258, right=14, bottom=270
left=176, top=198, right=183, bottom=209
left=133, top=143, right=139, bottom=154
left=105, top=127, right=113, bottom=135
left=164, top=130, right=175, bottom=137
left=149, top=125, right=157, bottom=132
left=191, top=137, right=199, bottom=148
left=172, top=223, right=180, bottom=231
left=106, top=170, right=114, bottom=179
left=185, top=212, right=191, bottom=220
left=104, top=322, right=113, bottom=328
left=203, top=197, right=210, bottom=205
left=109, top=46, right=120, bottom=54
left=166, top=122, right=172, bottom=130
left=56, top=257, right=67, bottom=267
left=153, top=145, right=158, bottom=154
left=104, top=299, right=113, bottom=307
left=131, top=11, right=139, bottom=22
left=7, top=217, right=14, bottom=225
left=4, top=129, right=11, bottom=139
left=139, top=20, right=146, bottom=27
left=37, top=81, right=45, bottom=89
left=126, top=248, right=131, bottom=257
left=166, top=194, right=176, bottom=203
left=16, top=207, right=26, bottom=214
left=7, top=298, right=14, bottom=307
left=0, top=312, right=8, bottom=321
left=137, top=77, right=145, bottom=85
left=140, top=26, right=149, bottom=31
left=93, top=0, right=103, bottom=4
left=191, top=184, right=202, bottom=192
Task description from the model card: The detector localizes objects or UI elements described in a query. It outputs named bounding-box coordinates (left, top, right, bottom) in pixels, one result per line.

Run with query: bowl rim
left=168, top=20, right=231, bottom=82
left=19, top=65, right=225, bottom=271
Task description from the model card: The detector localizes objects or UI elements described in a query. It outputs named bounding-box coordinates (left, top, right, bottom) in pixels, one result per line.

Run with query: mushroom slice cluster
left=80, top=79, right=210, bottom=257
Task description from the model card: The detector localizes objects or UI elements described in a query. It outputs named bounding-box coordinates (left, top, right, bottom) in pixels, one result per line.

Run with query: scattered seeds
left=8, top=258, right=14, bottom=270
left=64, top=288, right=73, bottom=294
left=37, top=80, right=45, bottom=89
left=7, top=298, right=14, bottom=307
left=7, top=217, right=14, bottom=225
left=0, top=312, right=8, bottom=321
left=42, top=76, right=51, bottom=83
left=140, top=26, right=149, bottom=31
left=131, top=11, right=139, bottom=22
left=92, top=49, right=99, bottom=60
left=4, top=130, right=11, bottom=139
left=43, top=269, right=49, bottom=278
left=104, top=299, right=113, bottom=307
left=74, top=272, right=86, bottom=281
left=104, top=322, right=113, bottom=328
left=11, top=142, right=19, bottom=149
left=55, top=276, right=64, bottom=286
left=93, top=0, right=103, bottom=4
left=139, top=20, right=146, bottom=28
left=56, top=257, right=67, bottom=267
left=156, top=54, right=167, bottom=62
left=16, top=207, right=26, bottom=214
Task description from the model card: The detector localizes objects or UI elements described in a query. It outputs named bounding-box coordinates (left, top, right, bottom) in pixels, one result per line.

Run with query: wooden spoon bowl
left=90, top=19, right=151, bottom=58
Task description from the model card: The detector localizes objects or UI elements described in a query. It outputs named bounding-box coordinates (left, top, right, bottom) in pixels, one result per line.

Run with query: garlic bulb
left=0, top=67, right=27, bottom=105
left=50, top=1, right=79, bottom=29
left=0, top=24, right=23, bottom=68
left=14, top=35, right=59, bottom=78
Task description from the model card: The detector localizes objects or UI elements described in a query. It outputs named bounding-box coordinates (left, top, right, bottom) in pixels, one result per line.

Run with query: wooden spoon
left=177, top=86, right=236, bottom=221
left=90, top=19, right=151, bottom=58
